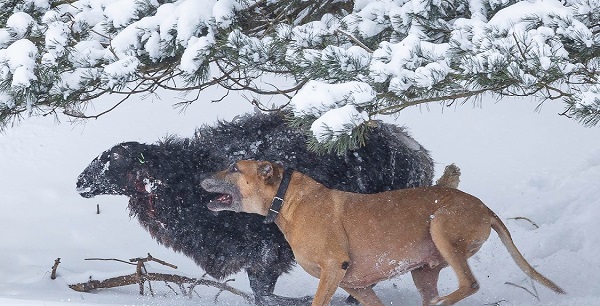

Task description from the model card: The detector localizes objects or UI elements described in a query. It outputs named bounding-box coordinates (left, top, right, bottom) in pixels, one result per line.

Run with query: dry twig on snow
left=50, top=258, right=61, bottom=280
left=68, top=253, right=253, bottom=303
left=508, top=216, right=540, bottom=229
left=505, top=280, right=540, bottom=301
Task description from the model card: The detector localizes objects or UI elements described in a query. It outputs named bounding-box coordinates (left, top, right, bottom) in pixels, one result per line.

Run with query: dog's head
left=201, top=160, right=283, bottom=215
left=76, top=142, right=154, bottom=198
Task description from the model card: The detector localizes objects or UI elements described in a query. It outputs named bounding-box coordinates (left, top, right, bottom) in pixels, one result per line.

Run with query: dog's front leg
left=311, top=258, right=350, bottom=306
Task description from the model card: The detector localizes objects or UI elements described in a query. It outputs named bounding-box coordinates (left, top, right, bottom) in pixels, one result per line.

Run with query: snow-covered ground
left=1, top=93, right=599, bottom=305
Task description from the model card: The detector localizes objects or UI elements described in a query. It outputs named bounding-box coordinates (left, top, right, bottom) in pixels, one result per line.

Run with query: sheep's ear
left=111, top=142, right=134, bottom=160
left=110, top=150, right=127, bottom=163
left=257, top=161, right=274, bottom=183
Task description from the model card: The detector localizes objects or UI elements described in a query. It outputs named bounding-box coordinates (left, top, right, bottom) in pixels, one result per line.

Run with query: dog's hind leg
left=411, top=265, right=442, bottom=306
left=428, top=236, right=478, bottom=305
left=427, top=205, right=491, bottom=305
left=341, top=286, right=385, bottom=306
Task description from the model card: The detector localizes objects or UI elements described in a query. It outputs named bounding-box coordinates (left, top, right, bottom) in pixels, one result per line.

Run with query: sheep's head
left=76, top=142, right=154, bottom=198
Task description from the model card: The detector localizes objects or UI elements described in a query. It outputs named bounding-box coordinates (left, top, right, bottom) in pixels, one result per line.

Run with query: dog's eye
left=229, top=163, right=239, bottom=173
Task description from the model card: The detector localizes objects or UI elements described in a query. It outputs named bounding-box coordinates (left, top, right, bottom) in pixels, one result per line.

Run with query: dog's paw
left=429, top=296, right=449, bottom=306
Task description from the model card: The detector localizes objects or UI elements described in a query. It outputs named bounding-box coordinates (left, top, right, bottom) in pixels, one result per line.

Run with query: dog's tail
left=435, top=163, right=461, bottom=189
left=490, top=213, right=566, bottom=294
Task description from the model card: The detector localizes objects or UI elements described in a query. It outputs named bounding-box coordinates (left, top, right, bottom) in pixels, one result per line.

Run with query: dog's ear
left=257, top=161, right=284, bottom=185
left=257, top=161, right=274, bottom=183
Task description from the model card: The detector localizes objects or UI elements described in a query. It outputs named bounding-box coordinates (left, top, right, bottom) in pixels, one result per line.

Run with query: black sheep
left=76, top=112, right=433, bottom=305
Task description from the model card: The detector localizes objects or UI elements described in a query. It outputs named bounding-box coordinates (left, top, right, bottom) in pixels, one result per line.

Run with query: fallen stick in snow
left=129, top=253, right=178, bottom=269
left=68, top=254, right=253, bottom=303
left=508, top=216, right=540, bottom=229
left=505, top=280, right=540, bottom=301
left=50, top=258, right=61, bottom=280
left=85, top=253, right=178, bottom=268
left=68, top=272, right=253, bottom=302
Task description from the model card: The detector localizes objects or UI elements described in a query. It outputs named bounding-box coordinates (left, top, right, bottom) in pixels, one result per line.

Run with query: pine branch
left=334, top=29, right=374, bottom=53
left=1, top=0, right=600, bottom=153
left=373, top=86, right=501, bottom=116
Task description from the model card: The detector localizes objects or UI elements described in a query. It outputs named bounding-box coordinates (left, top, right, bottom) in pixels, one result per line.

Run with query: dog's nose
left=199, top=176, right=216, bottom=191
left=194, top=172, right=211, bottom=182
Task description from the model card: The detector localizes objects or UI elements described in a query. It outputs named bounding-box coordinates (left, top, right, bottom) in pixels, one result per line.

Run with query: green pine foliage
left=0, top=0, right=598, bottom=153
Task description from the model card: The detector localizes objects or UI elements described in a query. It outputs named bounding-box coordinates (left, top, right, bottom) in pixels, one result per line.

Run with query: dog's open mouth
left=201, top=178, right=240, bottom=212
left=207, top=193, right=234, bottom=211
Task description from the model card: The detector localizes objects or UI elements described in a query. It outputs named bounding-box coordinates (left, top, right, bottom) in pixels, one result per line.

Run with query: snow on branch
left=0, top=0, right=599, bottom=152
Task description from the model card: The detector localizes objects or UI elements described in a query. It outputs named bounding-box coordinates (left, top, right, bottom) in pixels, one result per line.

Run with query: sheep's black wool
left=76, top=112, right=433, bottom=305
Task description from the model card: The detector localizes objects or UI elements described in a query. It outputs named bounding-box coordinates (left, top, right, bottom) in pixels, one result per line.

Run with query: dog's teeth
left=216, top=194, right=232, bottom=203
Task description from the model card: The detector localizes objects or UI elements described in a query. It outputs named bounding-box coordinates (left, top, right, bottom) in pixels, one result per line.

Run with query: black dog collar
left=264, top=168, right=294, bottom=224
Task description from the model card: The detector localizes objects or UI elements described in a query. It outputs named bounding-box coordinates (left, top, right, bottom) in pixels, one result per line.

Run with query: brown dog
left=201, top=160, right=565, bottom=306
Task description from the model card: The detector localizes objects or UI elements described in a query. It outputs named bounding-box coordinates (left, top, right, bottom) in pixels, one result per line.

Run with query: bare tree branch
left=508, top=216, right=540, bottom=229
left=334, top=29, right=374, bottom=53
left=69, top=272, right=253, bottom=303
left=71, top=254, right=253, bottom=303
left=50, top=258, right=61, bottom=280
left=85, top=258, right=136, bottom=266
left=505, top=280, right=540, bottom=301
